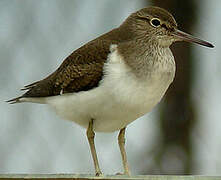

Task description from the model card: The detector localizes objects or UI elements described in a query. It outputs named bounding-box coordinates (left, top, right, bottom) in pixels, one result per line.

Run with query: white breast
left=46, top=45, right=175, bottom=132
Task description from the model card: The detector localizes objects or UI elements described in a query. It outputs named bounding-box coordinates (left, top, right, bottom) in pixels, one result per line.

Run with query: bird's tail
left=7, top=73, right=57, bottom=105
left=6, top=96, right=47, bottom=104
left=6, top=97, right=22, bottom=104
left=6, top=80, right=51, bottom=104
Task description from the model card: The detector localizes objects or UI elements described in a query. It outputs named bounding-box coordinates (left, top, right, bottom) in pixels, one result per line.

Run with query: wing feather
left=19, top=40, right=111, bottom=98
left=8, top=27, right=126, bottom=102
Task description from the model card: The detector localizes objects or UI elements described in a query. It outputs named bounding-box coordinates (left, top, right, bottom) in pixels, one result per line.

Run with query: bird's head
left=122, top=6, right=214, bottom=48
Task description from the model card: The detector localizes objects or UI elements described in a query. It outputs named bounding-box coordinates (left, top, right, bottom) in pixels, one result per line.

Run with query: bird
left=7, top=6, right=214, bottom=176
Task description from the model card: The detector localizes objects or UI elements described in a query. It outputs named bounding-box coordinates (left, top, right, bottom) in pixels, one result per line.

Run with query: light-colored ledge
left=0, top=174, right=220, bottom=180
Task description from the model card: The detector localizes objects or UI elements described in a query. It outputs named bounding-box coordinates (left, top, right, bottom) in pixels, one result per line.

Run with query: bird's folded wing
left=20, top=40, right=112, bottom=98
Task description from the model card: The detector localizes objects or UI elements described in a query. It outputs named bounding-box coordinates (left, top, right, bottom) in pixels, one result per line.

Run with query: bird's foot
left=95, top=170, right=103, bottom=176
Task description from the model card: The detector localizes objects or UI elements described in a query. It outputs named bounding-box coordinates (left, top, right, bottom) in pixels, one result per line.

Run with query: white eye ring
left=150, top=18, right=161, bottom=27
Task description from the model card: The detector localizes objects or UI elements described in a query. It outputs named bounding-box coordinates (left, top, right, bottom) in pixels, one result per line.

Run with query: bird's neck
left=118, top=39, right=174, bottom=79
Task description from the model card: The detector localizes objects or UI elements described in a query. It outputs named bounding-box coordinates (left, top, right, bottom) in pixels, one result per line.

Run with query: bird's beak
left=172, top=29, right=214, bottom=48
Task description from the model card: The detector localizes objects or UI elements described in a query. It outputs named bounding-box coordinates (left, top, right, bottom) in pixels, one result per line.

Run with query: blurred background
left=0, top=0, right=220, bottom=175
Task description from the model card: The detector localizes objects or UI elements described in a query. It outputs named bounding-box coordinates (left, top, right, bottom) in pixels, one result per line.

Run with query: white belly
left=46, top=46, right=175, bottom=132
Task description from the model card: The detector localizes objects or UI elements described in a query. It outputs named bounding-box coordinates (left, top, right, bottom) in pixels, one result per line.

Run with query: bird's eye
left=150, top=18, right=161, bottom=27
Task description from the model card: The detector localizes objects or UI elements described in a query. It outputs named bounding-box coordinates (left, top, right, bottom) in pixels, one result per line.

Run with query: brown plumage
left=18, top=40, right=110, bottom=99
left=7, top=21, right=135, bottom=103
left=22, top=40, right=111, bottom=97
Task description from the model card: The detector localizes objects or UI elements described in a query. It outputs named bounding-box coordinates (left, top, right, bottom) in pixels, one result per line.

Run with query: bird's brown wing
left=15, top=40, right=112, bottom=100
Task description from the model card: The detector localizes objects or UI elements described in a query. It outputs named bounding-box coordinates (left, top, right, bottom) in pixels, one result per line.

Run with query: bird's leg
left=118, top=127, right=131, bottom=176
left=86, top=119, right=102, bottom=176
